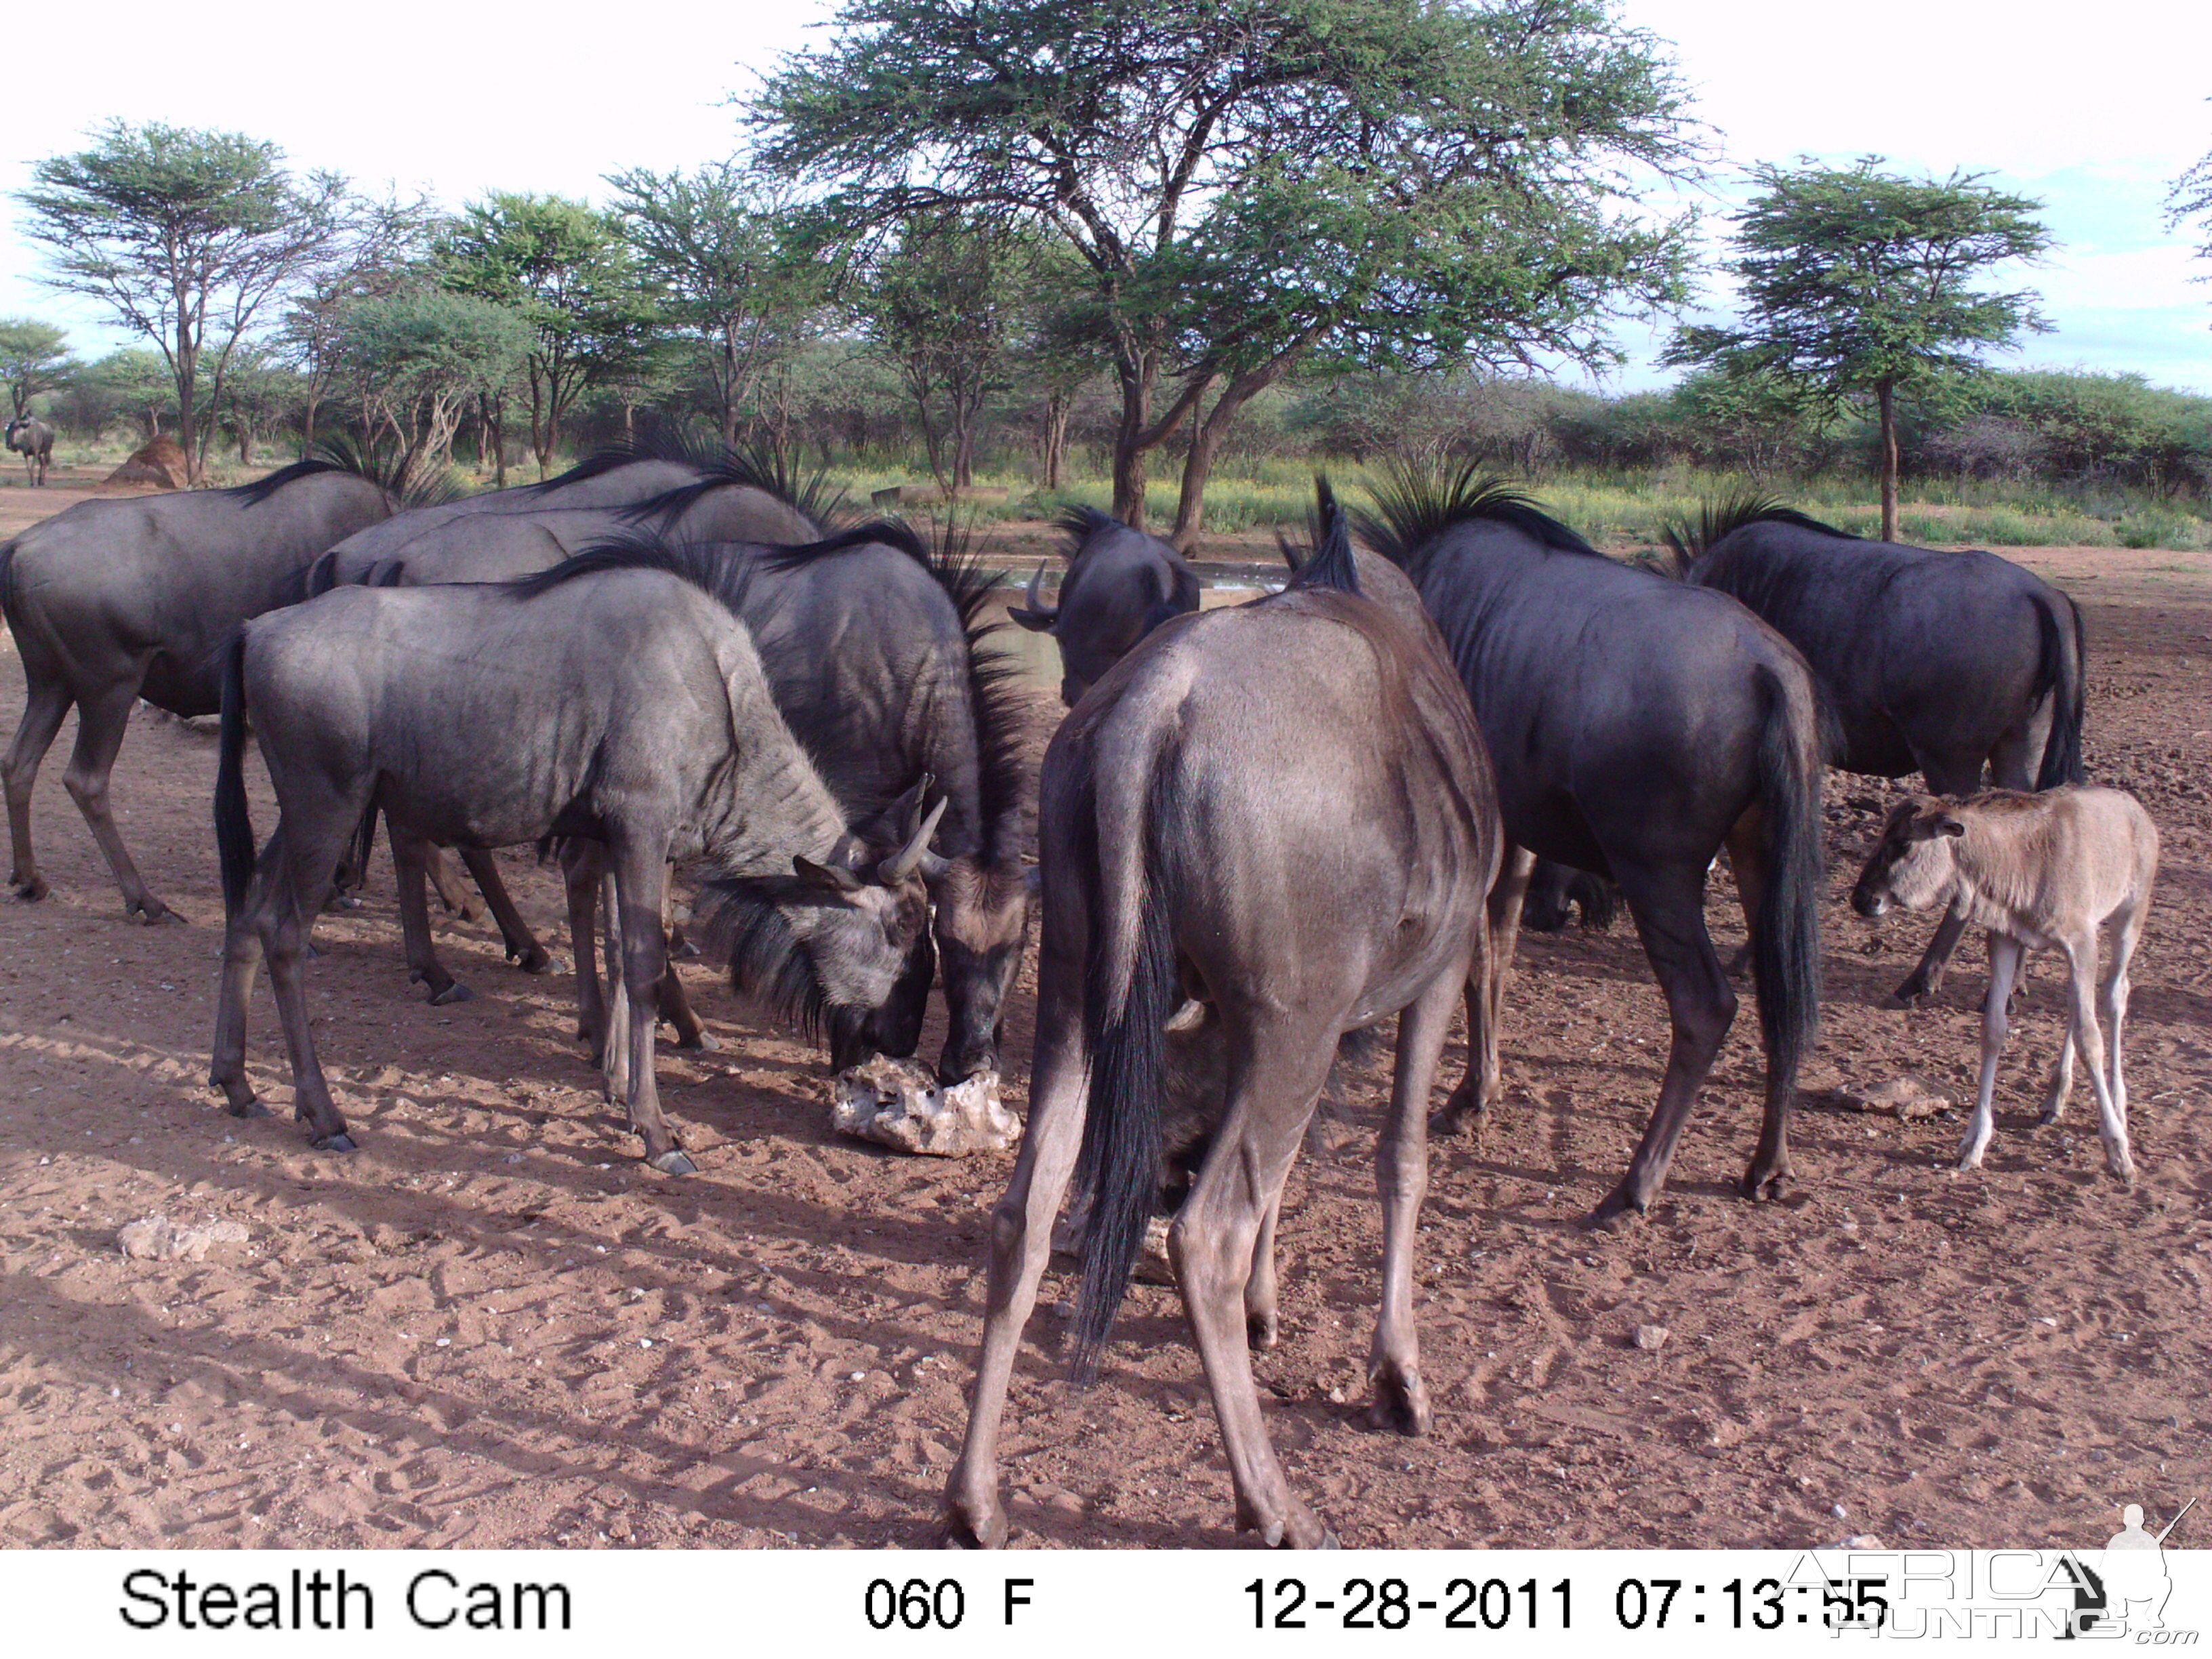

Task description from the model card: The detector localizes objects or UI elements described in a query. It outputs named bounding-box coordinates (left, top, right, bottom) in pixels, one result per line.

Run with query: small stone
left=1633, top=1323, right=1670, bottom=1352
left=1822, top=1075, right=1950, bottom=1120
left=850, top=1370, right=866, bottom=1382
left=1831, top=1503, right=1849, bottom=1519
left=1842, top=1534, right=1883, bottom=1549
left=1326, top=1386, right=1347, bottom=1404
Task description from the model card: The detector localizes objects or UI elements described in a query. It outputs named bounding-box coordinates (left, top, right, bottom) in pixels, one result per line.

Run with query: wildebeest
left=1361, top=467, right=1826, bottom=1224
left=0, top=456, right=408, bottom=920
left=1850, top=786, right=2156, bottom=1183
left=209, top=546, right=940, bottom=1174
left=1521, top=859, right=1617, bottom=933
left=1671, top=501, right=2085, bottom=1007
left=1008, top=506, right=1200, bottom=705
left=945, top=493, right=1500, bottom=1549
left=5, top=415, right=54, bottom=486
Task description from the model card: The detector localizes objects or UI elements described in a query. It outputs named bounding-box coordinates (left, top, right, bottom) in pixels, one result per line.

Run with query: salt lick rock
left=118, top=1214, right=249, bottom=1262
left=832, top=1054, right=1019, bottom=1156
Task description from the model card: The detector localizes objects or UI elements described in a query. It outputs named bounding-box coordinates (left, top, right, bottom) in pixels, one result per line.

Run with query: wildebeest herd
left=0, top=441, right=2158, bottom=1546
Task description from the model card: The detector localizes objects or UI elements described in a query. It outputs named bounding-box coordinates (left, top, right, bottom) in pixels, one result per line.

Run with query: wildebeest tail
left=215, top=630, right=255, bottom=914
left=2032, top=593, right=2087, bottom=789
left=1070, top=749, right=1181, bottom=1382
left=1750, top=663, right=1822, bottom=1086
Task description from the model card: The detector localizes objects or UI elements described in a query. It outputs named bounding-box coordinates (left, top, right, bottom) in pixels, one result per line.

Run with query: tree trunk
left=1040, top=391, right=1070, bottom=491
left=1877, top=380, right=1899, bottom=544
left=175, top=321, right=200, bottom=485
left=1168, top=347, right=1312, bottom=551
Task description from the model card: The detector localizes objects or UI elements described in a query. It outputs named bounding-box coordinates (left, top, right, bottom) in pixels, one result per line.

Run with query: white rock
left=1633, top=1323, right=1671, bottom=1352
left=117, top=1215, right=247, bottom=1262
left=832, top=1057, right=1019, bottom=1157
left=1824, top=1076, right=1950, bottom=1120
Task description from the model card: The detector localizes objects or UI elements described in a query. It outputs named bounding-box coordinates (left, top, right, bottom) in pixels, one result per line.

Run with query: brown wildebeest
left=1851, top=786, right=2158, bottom=1183
left=5, top=415, right=54, bottom=485
left=0, top=456, right=407, bottom=920
left=209, top=558, right=940, bottom=1173
left=944, top=490, right=1500, bottom=1549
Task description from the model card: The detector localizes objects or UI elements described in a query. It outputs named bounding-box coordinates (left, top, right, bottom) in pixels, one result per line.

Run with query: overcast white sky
left=3, top=0, right=2207, bottom=393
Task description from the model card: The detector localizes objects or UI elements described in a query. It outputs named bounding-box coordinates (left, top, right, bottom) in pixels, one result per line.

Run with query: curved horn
left=1025, top=561, right=1053, bottom=615
left=881, top=794, right=949, bottom=884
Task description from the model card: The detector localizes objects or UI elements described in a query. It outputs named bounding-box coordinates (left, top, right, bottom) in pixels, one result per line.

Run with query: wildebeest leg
left=60, top=682, right=171, bottom=922
left=1958, top=932, right=2023, bottom=1173
left=565, top=844, right=610, bottom=1060
left=261, top=809, right=367, bottom=1151
left=1591, top=862, right=1737, bottom=1226
left=424, top=843, right=480, bottom=920
left=209, top=838, right=274, bottom=1120
left=3, top=676, right=73, bottom=901
left=2060, top=930, right=2133, bottom=1184
left=608, top=840, right=691, bottom=1175
left=1244, top=1194, right=1282, bottom=1350
left=1368, top=968, right=1465, bottom=1437
left=1172, top=1024, right=1339, bottom=1548
left=1434, top=842, right=1534, bottom=1134
left=390, top=828, right=472, bottom=1006
left=455, top=848, right=553, bottom=974
left=1891, top=757, right=1988, bottom=1006
left=653, top=955, right=711, bottom=1050
left=1723, top=805, right=1765, bottom=980
left=2102, top=895, right=2146, bottom=1126
left=944, top=925, right=1090, bottom=1551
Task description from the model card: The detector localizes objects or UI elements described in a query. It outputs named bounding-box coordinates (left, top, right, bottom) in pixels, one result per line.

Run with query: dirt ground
left=1, top=478, right=2207, bottom=1551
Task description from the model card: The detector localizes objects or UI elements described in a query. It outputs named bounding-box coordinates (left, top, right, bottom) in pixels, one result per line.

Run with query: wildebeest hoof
left=672, top=935, right=701, bottom=960
left=313, top=1132, right=358, bottom=1153
left=513, top=945, right=555, bottom=975
left=648, top=1149, right=698, bottom=1176
left=127, top=897, right=175, bottom=925
left=941, top=1497, right=1008, bottom=1551
left=1886, top=981, right=1936, bottom=1010
left=428, top=981, right=474, bottom=1006
left=1247, top=1310, right=1279, bottom=1349
left=1585, top=1190, right=1646, bottom=1231
left=1427, top=1105, right=1471, bottom=1139
left=1366, top=1371, right=1431, bottom=1437
left=674, top=1029, right=720, bottom=1052
left=1741, top=1165, right=1790, bottom=1203
left=12, top=876, right=50, bottom=901
left=222, top=1097, right=270, bottom=1120
left=2038, top=1105, right=2065, bottom=1127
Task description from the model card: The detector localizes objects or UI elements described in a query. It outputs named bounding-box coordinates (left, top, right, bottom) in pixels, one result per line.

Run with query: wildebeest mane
left=619, top=437, right=848, bottom=533
left=1275, top=478, right=1361, bottom=596
left=526, top=424, right=722, bottom=493
left=1052, top=504, right=1117, bottom=560
left=1356, top=460, right=1598, bottom=575
left=224, top=440, right=465, bottom=512
left=1662, top=495, right=1862, bottom=575
left=506, top=527, right=764, bottom=622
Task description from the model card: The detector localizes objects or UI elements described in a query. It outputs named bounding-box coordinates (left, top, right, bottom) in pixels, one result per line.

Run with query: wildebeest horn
left=882, top=795, right=949, bottom=883
left=1008, top=562, right=1057, bottom=631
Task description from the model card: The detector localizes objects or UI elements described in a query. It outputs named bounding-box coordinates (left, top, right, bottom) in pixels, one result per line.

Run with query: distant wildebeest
left=5, top=415, right=54, bottom=485
left=0, top=456, right=410, bottom=920
left=209, top=550, right=940, bottom=1174
left=1521, top=859, right=1618, bottom=933
left=1008, top=506, right=1200, bottom=705
left=1361, top=467, right=1826, bottom=1225
left=945, top=492, right=1500, bottom=1549
left=1671, top=501, right=2085, bottom=1007
left=1851, top=787, right=2156, bottom=1183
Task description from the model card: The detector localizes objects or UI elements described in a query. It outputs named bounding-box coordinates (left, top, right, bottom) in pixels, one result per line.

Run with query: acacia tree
left=279, top=190, right=440, bottom=453
left=605, top=163, right=826, bottom=446
left=438, top=193, right=663, bottom=476
left=1666, top=157, right=2052, bottom=541
left=2170, top=131, right=2212, bottom=306
left=0, top=319, right=81, bottom=419
left=14, top=121, right=348, bottom=481
left=752, top=0, right=1699, bottom=545
left=330, top=289, right=531, bottom=482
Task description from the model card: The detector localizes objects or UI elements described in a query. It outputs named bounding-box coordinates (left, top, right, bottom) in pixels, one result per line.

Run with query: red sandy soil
left=0, top=476, right=2206, bottom=1549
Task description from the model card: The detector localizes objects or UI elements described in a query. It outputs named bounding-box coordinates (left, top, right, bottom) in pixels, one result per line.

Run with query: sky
left=2, top=0, right=2207, bottom=395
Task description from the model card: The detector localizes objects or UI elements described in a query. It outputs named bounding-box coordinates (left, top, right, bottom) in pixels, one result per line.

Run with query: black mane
left=1053, top=504, right=1119, bottom=560
left=1356, top=461, right=1599, bottom=575
left=232, top=441, right=463, bottom=510
left=619, top=438, right=847, bottom=533
left=1662, top=496, right=1862, bottom=575
left=525, top=425, right=723, bottom=493
left=507, top=527, right=762, bottom=623
left=1279, top=477, right=1361, bottom=596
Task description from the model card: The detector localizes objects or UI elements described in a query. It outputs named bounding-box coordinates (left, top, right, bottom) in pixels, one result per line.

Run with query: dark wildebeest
left=1671, top=501, right=2086, bottom=1007
left=209, top=551, right=939, bottom=1174
left=1007, top=506, right=1200, bottom=705
left=1521, top=859, right=1618, bottom=933
left=5, top=415, right=54, bottom=486
left=0, top=457, right=407, bottom=920
left=1851, top=786, right=2156, bottom=1182
left=945, top=493, right=1500, bottom=1549
left=1360, top=467, right=1826, bottom=1225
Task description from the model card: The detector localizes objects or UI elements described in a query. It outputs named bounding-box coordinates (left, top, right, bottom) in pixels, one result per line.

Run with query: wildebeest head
left=931, top=856, right=1037, bottom=1082
left=1521, top=861, right=1617, bottom=933
left=1851, top=796, right=1964, bottom=918
left=1008, top=506, right=1200, bottom=705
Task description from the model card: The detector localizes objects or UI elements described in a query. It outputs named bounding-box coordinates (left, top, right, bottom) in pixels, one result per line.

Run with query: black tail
left=215, top=632, right=255, bottom=914
left=1070, top=767, right=1181, bottom=1382
left=2032, top=593, right=2087, bottom=789
left=1748, top=665, right=1822, bottom=1089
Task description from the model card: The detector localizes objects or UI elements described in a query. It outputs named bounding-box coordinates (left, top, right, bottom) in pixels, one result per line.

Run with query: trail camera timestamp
left=1244, top=1574, right=1895, bottom=1632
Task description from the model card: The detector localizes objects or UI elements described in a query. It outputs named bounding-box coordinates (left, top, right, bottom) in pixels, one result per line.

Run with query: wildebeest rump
left=0, top=457, right=405, bottom=920
left=1674, top=502, right=2086, bottom=1007
left=1361, top=467, right=1826, bottom=1224
left=945, top=493, right=1500, bottom=1549
left=1851, top=786, right=2156, bottom=1182
left=208, top=557, right=937, bottom=1174
left=1008, top=506, right=1200, bottom=706
left=5, top=415, right=54, bottom=486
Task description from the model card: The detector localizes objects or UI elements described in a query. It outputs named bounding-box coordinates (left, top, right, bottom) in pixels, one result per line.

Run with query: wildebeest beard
left=700, top=869, right=929, bottom=1066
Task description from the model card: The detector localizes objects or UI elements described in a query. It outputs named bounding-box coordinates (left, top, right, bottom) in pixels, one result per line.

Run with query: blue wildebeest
left=1851, top=786, right=2156, bottom=1183
left=1670, top=501, right=2087, bottom=1008
left=1360, top=467, right=1826, bottom=1225
left=5, top=415, right=54, bottom=485
left=945, top=492, right=1500, bottom=1549
left=1521, top=860, right=1618, bottom=933
left=1008, top=506, right=1200, bottom=706
left=208, top=551, right=941, bottom=1174
left=0, top=456, right=411, bottom=920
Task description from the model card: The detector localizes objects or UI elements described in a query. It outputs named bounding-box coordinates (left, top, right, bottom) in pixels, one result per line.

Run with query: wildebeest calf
left=1851, top=786, right=2158, bottom=1182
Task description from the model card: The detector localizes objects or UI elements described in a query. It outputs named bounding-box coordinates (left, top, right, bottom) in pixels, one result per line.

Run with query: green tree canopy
left=13, top=120, right=348, bottom=480
left=752, top=0, right=1700, bottom=544
left=437, top=192, right=663, bottom=475
left=605, top=163, right=827, bottom=446
left=330, top=289, right=533, bottom=482
left=1666, top=156, right=2052, bottom=540
left=2169, top=129, right=2212, bottom=304
left=0, top=318, right=82, bottom=419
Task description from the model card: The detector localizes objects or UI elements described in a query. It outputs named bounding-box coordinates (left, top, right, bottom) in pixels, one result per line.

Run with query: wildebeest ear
left=1936, top=817, right=1965, bottom=838
left=792, top=854, right=865, bottom=893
